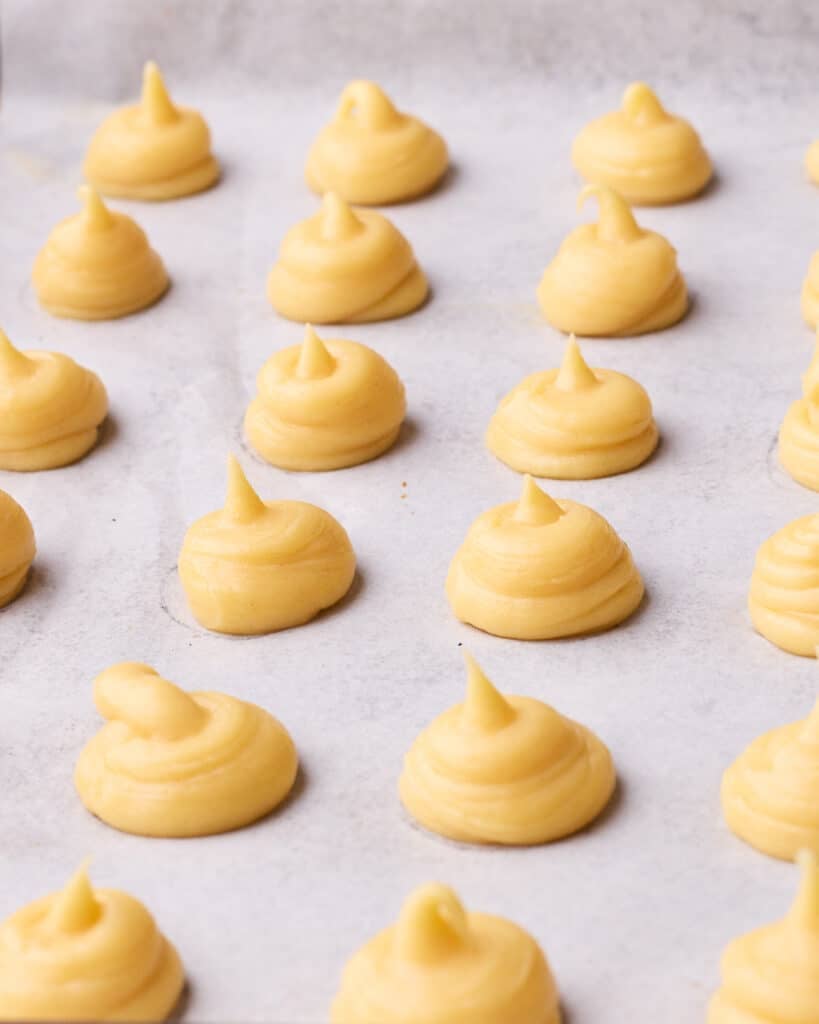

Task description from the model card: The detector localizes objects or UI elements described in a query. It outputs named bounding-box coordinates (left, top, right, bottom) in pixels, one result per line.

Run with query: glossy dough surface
left=802, top=252, right=819, bottom=330
left=0, top=329, right=107, bottom=470
left=84, top=62, right=219, bottom=200
left=400, top=653, right=615, bottom=845
left=446, top=475, right=643, bottom=640
left=0, top=867, right=183, bottom=1023
left=75, top=662, right=299, bottom=837
left=306, top=80, right=448, bottom=204
left=331, top=883, right=560, bottom=1024
left=572, top=82, right=712, bottom=204
left=487, top=335, right=657, bottom=478
left=178, top=457, right=356, bottom=634
left=267, top=192, right=427, bottom=323
left=33, top=187, right=169, bottom=320
left=245, top=325, right=406, bottom=470
left=0, top=489, right=36, bottom=608
left=779, top=340, right=819, bottom=492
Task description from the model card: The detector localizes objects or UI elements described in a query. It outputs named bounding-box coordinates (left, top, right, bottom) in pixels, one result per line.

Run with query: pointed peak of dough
left=0, top=328, right=35, bottom=377
left=94, top=662, right=206, bottom=740
left=224, top=455, right=267, bottom=523
left=512, top=475, right=564, bottom=526
left=141, top=60, right=179, bottom=125
left=555, top=335, right=598, bottom=391
left=47, top=863, right=101, bottom=934
left=462, top=651, right=515, bottom=731
left=579, top=184, right=641, bottom=243
left=338, top=80, right=401, bottom=129
left=78, top=185, right=115, bottom=231
left=296, top=325, right=336, bottom=379
left=394, top=884, right=471, bottom=963
left=622, top=82, right=668, bottom=125
left=319, top=191, right=363, bottom=241
left=788, top=850, right=819, bottom=932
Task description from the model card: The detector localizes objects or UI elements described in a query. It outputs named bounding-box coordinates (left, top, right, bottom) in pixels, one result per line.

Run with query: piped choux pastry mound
left=806, top=141, right=819, bottom=187
left=84, top=61, right=219, bottom=200
left=722, top=700, right=819, bottom=860
left=33, top=187, right=169, bottom=320
left=266, top=192, right=428, bottom=324
left=0, top=489, right=35, bottom=609
left=331, top=883, right=560, bottom=1024
left=446, top=475, right=643, bottom=640
left=178, top=456, right=356, bottom=634
left=708, top=851, right=819, bottom=1024
left=75, top=662, right=298, bottom=837
left=306, top=80, right=448, bottom=205
left=803, top=253, right=819, bottom=329
left=486, top=335, right=658, bottom=479
left=244, top=324, right=406, bottom=470
left=400, top=652, right=615, bottom=845
left=572, top=82, right=712, bottom=205
left=0, top=865, right=184, bottom=1022
left=537, top=185, right=688, bottom=337
left=0, top=329, right=108, bottom=471
left=749, top=514, right=819, bottom=656
left=779, top=339, right=819, bottom=491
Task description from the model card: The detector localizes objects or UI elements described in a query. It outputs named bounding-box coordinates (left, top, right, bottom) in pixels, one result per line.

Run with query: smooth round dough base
left=85, top=155, right=220, bottom=201
left=34, top=274, right=169, bottom=322
left=0, top=564, right=31, bottom=608
left=748, top=597, right=819, bottom=657
left=0, top=426, right=102, bottom=472
left=305, top=146, right=448, bottom=206
left=779, top=421, right=819, bottom=492
left=722, top=766, right=819, bottom=861
left=571, top=150, right=713, bottom=206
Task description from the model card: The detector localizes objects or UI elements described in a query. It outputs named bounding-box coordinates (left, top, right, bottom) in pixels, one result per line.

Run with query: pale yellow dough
left=244, top=324, right=406, bottom=470
left=722, top=700, right=819, bottom=860
left=306, top=80, right=448, bottom=205
left=0, top=328, right=108, bottom=470
left=331, top=883, right=560, bottom=1024
left=537, top=185, right=688, bottom=337
left=708, top=851, right=819, bottom=1024
left=33, top=187, right=169, bottom=320
left=0, top=865, right=184, bottom=1022
left=806, top=141, right=819, bottom=187
left=178, top=456, right=356, bottom=634
left=446, top=475, right=643, bottom=640
left=749, top=513, right=819, bottom=656
left=266, top=192, right=428, bottom=323
left=75, top=662, right=298, bottom=837
left=0, top=489, right=35, bottom=608
left=84, top=61, right=219, bottom=200
left=803, top=252, right=819, bottom=329
left=487, top=334, right=658, bottom=478
left=400, top=651, right=615, bottom=845
left=572, top=82, right=712, bottom=205
left=779, top=336, right=819, bottom=491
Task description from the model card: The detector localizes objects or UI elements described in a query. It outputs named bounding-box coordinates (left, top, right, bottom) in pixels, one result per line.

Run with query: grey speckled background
left=2, top=1, right=819, bottom=1021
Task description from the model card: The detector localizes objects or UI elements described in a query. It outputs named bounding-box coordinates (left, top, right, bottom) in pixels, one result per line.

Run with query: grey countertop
left=2, top=1, right=819, bottom=1021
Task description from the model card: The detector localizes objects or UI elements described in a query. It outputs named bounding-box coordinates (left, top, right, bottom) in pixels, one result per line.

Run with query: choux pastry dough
left=0, top=864, right=184, bottom=1022
left=806, top=141, right=819, bottom=187
left=486, top=334, right=658, bottom=478
left=33, top=187, right=169, bottom=320
left=446, top=475, right=643, bottom=640
left=749, top=513, right=819, bottom=656
left=75, top=662, right=298, bottom=837
left=266, top=192, right=428, bottom=323
left=708, top=850, right=819, bottom=1024
left=306, top=80, right=448, bottom=205
left=244, top=324, right=406, bottom=470
left=537, top=184, right=688, bottom=337
left=84, top=61, right=219, bottom=200
left=0, top=328, right=108, bottom=471
left=0, top=489, right=35, bottom=608
left=722, top=700, right=819, bottom=859
left=779, top=336, right=819, bottom=491
left=802, top=252, right=819, bottom=330
left=400, top=651, right=616, bottom=845
left=331, top=883, right=561, bottom=1024
left=572, top=82, right=712, bottom=205
left=178, top=456, right=356, bottom=634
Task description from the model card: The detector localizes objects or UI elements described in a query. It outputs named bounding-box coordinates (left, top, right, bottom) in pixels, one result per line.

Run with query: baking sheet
left=2, top=1, right=819, bottom=1021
